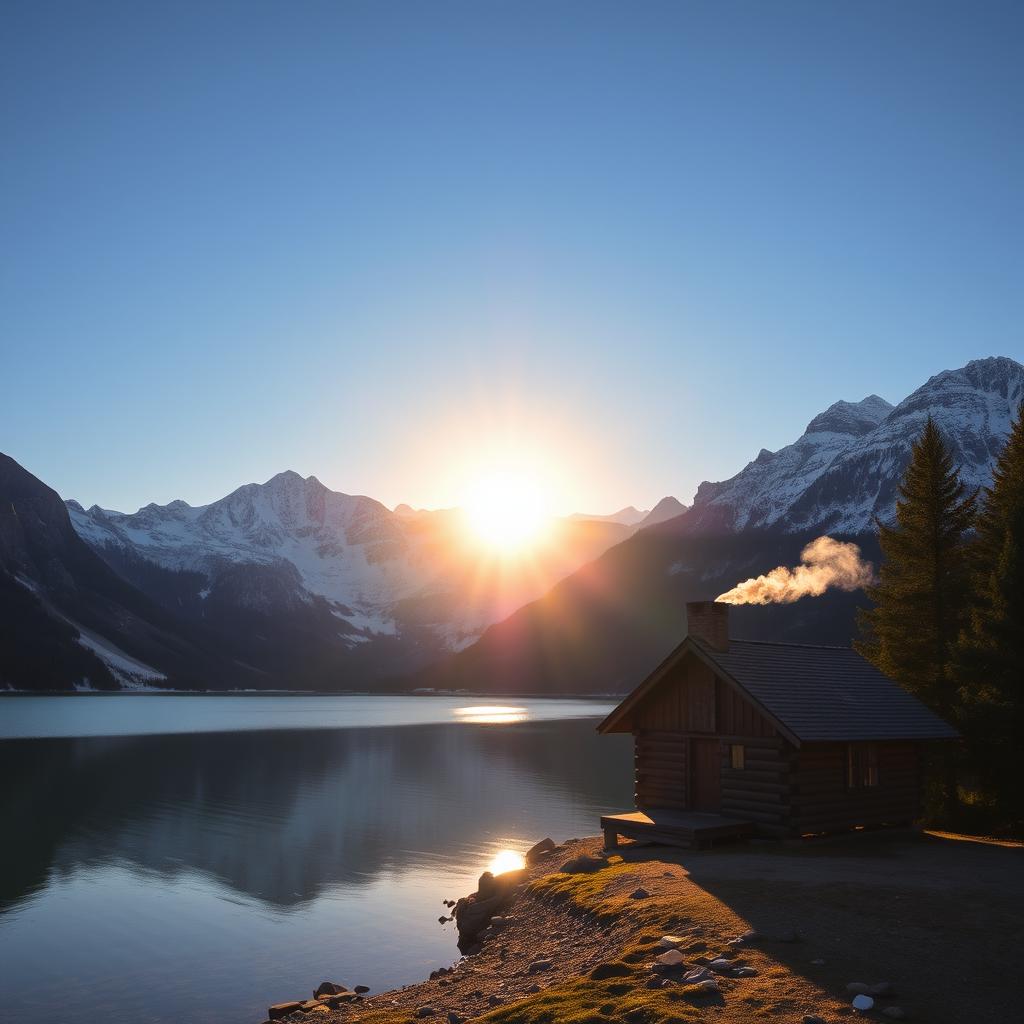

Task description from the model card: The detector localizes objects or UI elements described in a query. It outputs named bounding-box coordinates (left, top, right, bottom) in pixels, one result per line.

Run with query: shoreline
left=262, top=830, right=1022, bottom=1024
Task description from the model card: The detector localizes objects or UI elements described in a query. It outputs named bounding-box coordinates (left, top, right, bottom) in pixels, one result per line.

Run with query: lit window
left=730, top=744, right=745, bottom=770
left=846, top=743, right=879, bottom=788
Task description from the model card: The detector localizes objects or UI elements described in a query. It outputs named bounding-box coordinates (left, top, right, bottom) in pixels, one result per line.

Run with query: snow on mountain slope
left=683, top=357, right=1023, bottom=536
left=69, top=472, right=407, bottom=637
left=67, top=472, right=635, bottom=651
left=685, top=394, right=894, bottom=532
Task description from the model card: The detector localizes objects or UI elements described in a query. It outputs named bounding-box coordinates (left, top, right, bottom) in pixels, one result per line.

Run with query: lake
left=0, top=695, right=633, bottom=1024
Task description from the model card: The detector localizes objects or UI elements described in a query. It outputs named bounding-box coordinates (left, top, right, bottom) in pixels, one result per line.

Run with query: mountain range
left=419, top=356, right=1024, bottom=694
left=2, top=355, right=1021, bottom=693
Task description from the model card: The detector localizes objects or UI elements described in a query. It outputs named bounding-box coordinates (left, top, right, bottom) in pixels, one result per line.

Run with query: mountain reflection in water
left=0, top=704, right=632, bottom=1024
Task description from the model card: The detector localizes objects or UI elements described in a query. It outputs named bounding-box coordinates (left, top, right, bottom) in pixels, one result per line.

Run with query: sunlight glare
left=487, top=849, right=526, bottom=876
left=462, top=469, right=549, bottom=552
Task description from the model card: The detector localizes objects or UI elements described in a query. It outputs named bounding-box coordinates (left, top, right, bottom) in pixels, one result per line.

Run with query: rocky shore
left=259, top=830, right=1022, bottom=1024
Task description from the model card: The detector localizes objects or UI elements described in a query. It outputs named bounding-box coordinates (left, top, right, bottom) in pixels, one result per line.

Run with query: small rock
left=630, top=888, right=650, bottom=899
left=656, top=949, right=685, bottom=966
left=561, top=854, right=604, bottom=873
left=301, top=1000, right=326, bottom=1012
left=314, top=982, right=348, bottom=998
left=526, top=984, right=542, bottom=994
left=487, top=995, right=504, bottom=1006
left=354, top=985, right=370, bottom=994
left=438, top=916, right=449, bottom=924
left=415, top=1007, right=439, bottom=1018
left=526, top=837, right=557, bottom=863
left=659, top=935, right=685, bottom=948
left=852, top=994, right=875, bottom=1012
left=697, top=979, right=719, bottom=993
left=846, top=982, right=871, bottom=995
left=267, top=1003, right=302, bottom=1021
left=732, top=967, right=758, bottom=977
left=528, top=958, right=553, bottom=973
left=810, top=958, right=826, bottom=966
left=682, top=967, right=713, bottom=984
left=645, top=977, right=665, bottom=989
left=708, top=958, right=733, bottom=972
left=801, top=1016, right=827, bottom=1024
left=740, top=929, right=759, bottom=942
left=869, top=982, right=894, bottom=997
left=447, top=1013, right=465, bottom=1024
left=882, top=1008, right=907, bottom=1020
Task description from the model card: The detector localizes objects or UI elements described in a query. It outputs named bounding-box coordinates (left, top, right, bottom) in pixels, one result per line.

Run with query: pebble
left=658, top=935, right=685, bottom=948
left=709, top=958, right=733, bottom=971
left=682, top=967, right=713, bottom=984
left=415, top=1007, right=439, bottom=1018
left=447, top=1014, right=465, bottom=1024
left=740, top=929, right=759, bottom=942
left=645, top=978, right=666, bottom=989
left=526, top=984, right=542, bottom=994
left=732, top=967, right=758, bottom=977
left=697, top=979, right=719, bottom=993
left=852, top=994, right=875, bottom=1012
left=630, top=888, right=650, bottom=899
left=882, top=1008, right=907, bottom=1020
left=487, top=995, right=504, bottom=1007
left=354, top=985, right=370, bottom=994
left=846, top=982, right=871, bottom=995
left=656, top=949, right=685, bottom=966
left=869, top=982, right=894, bottom=996
left=528, top=958, right=553, bottom=973
left=801, top=1016, right=827, bottom=1024
left=810, top=959, right=826, bottom=966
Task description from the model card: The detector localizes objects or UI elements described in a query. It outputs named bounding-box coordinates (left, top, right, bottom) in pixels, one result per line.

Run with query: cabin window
left=846, top=743, right=879, bottom=788
left=730, top=744, right=745, bottom=770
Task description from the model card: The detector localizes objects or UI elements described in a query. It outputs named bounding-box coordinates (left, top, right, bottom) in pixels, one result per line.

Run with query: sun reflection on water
left=487, top=848, right=527, bottom=875
left=453, top=705, right=530, bottom=725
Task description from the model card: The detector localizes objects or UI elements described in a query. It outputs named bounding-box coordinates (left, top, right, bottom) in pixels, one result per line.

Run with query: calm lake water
left=0, top=695, right=633, bottom=1024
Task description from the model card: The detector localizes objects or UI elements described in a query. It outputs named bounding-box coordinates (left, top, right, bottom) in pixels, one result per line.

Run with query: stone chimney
left=685, top=601, right=730, bottom=651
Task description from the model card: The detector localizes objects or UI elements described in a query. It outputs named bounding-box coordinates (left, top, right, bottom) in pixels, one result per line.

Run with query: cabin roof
left=598, top=636, right=960, bottom=744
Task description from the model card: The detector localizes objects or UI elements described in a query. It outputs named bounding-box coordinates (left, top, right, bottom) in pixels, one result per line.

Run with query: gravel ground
left=265, top=829, right=1022, bottom=1024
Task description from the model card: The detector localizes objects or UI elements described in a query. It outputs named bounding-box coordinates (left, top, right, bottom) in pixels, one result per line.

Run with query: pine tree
left=856, top=419, right=976, bottom=823
left=959, top=403, right=1024, bottom=826
left=857, top=417, right=977, bottom=712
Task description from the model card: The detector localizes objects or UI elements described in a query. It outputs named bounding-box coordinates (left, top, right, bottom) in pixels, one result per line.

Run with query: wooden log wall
left=792, top=742, right=920, bottom=834
left=634, top=731, right=687, bottom=809
left=719, top=736, right=794, bottom=838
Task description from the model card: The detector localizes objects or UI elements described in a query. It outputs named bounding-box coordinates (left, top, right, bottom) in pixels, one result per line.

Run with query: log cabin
left=598, top=601, right=958, bottom=848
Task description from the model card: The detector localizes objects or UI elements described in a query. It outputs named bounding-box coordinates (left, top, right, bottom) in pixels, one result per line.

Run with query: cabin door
left=690, top=740, right=720, bottom=811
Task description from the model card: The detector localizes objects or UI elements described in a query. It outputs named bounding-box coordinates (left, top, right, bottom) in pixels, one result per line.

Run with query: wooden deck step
left=601, top=808, right=754, bottom=850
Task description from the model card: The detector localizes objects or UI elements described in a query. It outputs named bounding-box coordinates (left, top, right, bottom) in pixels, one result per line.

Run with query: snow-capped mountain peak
left=685, top=356, right=1024, bottom=536
left=803, top=394, right=894, bottom=437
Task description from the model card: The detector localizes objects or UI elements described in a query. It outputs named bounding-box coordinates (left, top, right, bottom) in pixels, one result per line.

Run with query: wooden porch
left=601, top=808, right=754, bottom=850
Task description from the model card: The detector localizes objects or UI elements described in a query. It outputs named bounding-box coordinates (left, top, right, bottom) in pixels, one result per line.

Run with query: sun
left=463, top=469, right=549, bottom=552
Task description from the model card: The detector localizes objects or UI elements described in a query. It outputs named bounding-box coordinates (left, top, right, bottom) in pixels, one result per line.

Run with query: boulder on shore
left=526, top=837, right=557, bottom=864
left=454, top=867, right=528, bottom=949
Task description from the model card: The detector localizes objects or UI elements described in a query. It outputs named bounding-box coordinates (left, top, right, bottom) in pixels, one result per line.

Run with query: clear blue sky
left=2, top=1, right=1022, bottom=514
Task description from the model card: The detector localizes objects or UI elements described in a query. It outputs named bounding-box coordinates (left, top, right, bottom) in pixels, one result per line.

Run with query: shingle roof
left=693, top=637, right=960, bottom=743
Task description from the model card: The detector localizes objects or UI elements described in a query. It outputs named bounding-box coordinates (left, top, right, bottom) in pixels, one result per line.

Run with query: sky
left=2, top=1, right=1022, bottom=516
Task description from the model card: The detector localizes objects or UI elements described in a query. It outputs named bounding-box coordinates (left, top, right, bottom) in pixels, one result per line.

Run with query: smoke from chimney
left=716, top=536, right=875, bottom=606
